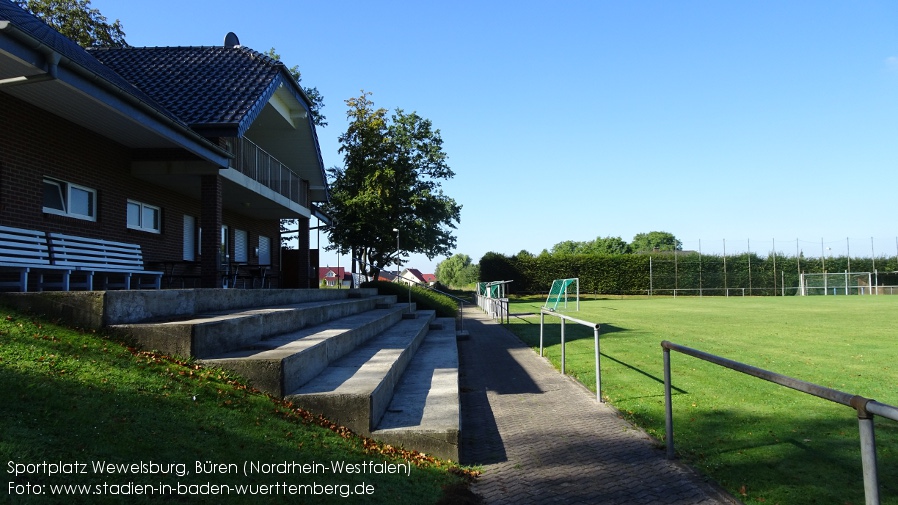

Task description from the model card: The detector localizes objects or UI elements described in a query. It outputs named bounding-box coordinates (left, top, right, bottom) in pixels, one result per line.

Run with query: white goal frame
left=799, top=272, right=873, bottom=296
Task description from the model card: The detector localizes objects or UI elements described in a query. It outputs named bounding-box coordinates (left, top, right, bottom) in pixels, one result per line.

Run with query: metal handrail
left=540, top=308, right=602, bottom=403
left=476, top=294, right=509, bottom=324
left=236, top=137, right=309, bottom=206
left=661, top=340, right=898, bottom=505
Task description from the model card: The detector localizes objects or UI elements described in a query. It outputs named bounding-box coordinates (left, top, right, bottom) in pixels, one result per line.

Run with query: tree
left=324, top=91, right=460, bottom=279
left=585, top=236, right=631, bottom=255
left=550, top=236, right=630, bottom=255
left=550, top=240, right=584, bottom=256
left=265, top=48, right=326, bottom=128
left=630, top=231, right=682, bottom=252
left=435, top=253, right=479, bottom=287
left=16, top=0, right=127, bottom=48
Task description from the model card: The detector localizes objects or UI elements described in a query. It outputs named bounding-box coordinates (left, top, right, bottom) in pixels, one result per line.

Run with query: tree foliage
left=630, top=231, right=682, bottom=252
left=550, top=236, right=631, bottom=255
left=435, top=253, right=479, bottom=287
left=324, top=91, right=461, bottom=279
left=16, top=0, right=127, bottom=48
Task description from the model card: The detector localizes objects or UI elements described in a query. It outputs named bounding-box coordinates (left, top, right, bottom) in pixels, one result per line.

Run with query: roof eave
left=0, top=17, right=231, bottom=166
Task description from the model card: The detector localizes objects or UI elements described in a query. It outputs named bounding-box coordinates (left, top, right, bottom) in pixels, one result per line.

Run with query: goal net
left=799, top=272, right=873, bottom=296
left=545, top=278, right=579, bottom=311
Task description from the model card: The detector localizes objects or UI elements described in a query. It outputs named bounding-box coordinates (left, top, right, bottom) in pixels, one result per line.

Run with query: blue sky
left=91, top=0, right=898, bottom=272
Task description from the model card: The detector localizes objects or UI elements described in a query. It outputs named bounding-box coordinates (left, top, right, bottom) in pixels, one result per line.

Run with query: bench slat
left=0, top=226, right=62, bottom=292
left=47, top=233, right=161, bottom=291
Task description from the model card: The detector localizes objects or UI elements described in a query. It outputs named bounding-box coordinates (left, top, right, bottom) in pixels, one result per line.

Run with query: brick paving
left=458, top=307, right=737, bottom=505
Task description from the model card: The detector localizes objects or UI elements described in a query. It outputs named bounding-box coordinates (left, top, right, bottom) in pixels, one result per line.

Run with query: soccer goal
left=545, top=278, right=579, bottom=311
left=799, top=272, right=873, bottom=296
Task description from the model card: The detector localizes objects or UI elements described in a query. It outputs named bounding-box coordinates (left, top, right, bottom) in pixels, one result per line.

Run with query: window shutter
left=234, top=229, right=248, bottom=263
left=259, top=235, right=271, bottom=265
left=183, top=215, right=196, bottom=261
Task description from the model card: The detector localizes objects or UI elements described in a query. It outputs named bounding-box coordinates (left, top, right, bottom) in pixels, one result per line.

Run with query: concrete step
left=285, top=310, right=437, bottom=436
left=200, top=303, right=414, bottom=397
left=372, top=317, right=460, bottom=461
left=108, top=294, right=397, bottom=358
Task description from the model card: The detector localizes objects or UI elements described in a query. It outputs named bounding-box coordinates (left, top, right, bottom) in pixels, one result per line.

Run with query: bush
left=361, top=281, right=458, bottom=317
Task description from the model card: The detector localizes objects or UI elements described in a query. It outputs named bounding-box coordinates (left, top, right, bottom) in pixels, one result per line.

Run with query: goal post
left=799, top=272, right=873, bottom=296
left=545, top=278, right=579, bottom=311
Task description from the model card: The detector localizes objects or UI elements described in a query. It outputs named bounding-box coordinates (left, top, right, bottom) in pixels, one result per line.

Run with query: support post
left=200, top=174, right=222, bottom=288
left=855, top=401, right=880, bottom=505
left=664, top=346, right=674, bottom=459
left=539, top=311, right=544, bottom=357
left=594, top=326, right=602, bottom=403
left=560, top=317, right=566, bottom=375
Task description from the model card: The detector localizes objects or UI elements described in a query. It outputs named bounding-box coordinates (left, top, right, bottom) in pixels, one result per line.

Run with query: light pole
left=393, top=228, right=400, bottom=281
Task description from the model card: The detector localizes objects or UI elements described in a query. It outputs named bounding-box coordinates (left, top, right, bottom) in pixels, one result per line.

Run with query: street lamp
left=392, top=228, right=400, bottom=282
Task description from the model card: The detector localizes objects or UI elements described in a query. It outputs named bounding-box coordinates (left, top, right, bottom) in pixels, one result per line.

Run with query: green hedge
left=360, top=281, right=458, bottom=317
left=479, top=251, right=898, bottom=295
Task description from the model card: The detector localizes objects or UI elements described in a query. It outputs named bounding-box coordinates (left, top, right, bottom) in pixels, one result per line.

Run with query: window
left=258, top=235, right=271, bottom=265
left=126, top=200, right=161, bottom=233
left=43, top=178, right=96, bottom=221
left=183, top=215, right=196, bottom=261
left=221, top=225, right=229, bottom=261
left=234, top=229, right=248, bottom=263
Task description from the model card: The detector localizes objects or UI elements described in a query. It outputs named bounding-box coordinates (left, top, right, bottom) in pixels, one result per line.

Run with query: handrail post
left=594, top=325, right=602, bottom=403
left=663, top=345, right=675, bottom=459
left=560, top=317, right=566, bottom=375
left=539, top=311, right=544, bottom=357
left=852, top=397, right=881, bottom=505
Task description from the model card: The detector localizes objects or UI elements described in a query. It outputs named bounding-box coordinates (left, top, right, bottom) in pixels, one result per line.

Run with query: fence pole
left=664, top=346, right=674, bottom=459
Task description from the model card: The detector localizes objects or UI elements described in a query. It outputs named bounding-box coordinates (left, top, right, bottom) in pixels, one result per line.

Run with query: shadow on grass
left=665, top=405, right=898, bottom=504
left=601, top=352, right=687, bottom=395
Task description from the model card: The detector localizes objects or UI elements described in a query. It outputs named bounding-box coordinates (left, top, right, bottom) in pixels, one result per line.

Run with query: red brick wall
left=0, top=92, right=281, bottom=282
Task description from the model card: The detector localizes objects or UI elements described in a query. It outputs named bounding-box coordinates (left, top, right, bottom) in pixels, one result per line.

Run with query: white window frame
left=126, top=199, right=161, bottom=233
left=43, top=177, right=97, bottom=221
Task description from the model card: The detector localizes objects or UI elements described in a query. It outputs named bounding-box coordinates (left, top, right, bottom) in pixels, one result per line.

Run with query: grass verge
left=507, top=295, right=898, bottom=505
left=0, top=308, right=478, bottom=504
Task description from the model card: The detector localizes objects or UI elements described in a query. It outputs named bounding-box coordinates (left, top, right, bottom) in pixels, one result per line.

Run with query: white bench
left=48, top=233, right=162, bottom=290
left=0, top=225, right=72, bottom=292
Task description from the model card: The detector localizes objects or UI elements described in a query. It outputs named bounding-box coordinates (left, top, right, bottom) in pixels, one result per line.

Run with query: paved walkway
left=458, top=307, right=736, bottom=505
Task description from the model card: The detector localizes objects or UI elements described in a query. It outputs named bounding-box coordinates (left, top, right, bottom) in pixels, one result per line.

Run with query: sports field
left=505, top=295, right=898, bottom=505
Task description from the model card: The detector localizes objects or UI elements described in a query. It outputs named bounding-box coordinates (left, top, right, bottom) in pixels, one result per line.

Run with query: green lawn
left=0, top=310, right=475, bottom=504
left=507, top=295, right=898, bottom=505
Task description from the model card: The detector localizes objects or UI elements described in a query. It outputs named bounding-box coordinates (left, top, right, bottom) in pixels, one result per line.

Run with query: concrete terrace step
left=372, top=318, right=460, bottom=461
left=285, top=310, right=437, bottom=436
left=200, top=303, right=414, bottom=397
left=109, top=294, right=397, bottom=359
